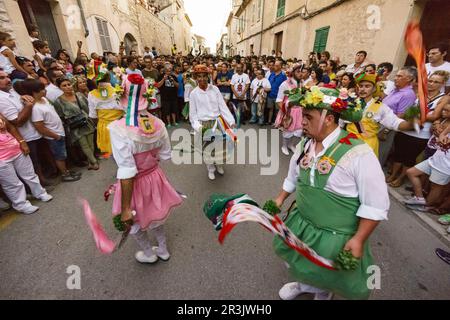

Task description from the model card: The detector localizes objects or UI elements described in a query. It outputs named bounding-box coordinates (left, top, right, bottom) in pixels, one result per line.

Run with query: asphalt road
left=0, top=125, right=449, bottom=300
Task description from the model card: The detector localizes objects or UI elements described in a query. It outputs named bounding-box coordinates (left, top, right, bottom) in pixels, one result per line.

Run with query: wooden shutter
left=313, top=26, right=330, bottom=53
left=96, top=17, right=112, bottom=52
left=277, top=0, right=285, bottom=18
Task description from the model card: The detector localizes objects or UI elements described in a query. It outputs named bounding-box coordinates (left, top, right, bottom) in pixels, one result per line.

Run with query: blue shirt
left=216, top=71, right=234, bottom=93
left=177, top=73, right=184, bottom=98
left=268, top=72, right=287, bottom=99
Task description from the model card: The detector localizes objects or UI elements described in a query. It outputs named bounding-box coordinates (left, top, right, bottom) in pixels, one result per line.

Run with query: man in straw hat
left=189, top=64, right=236, bottom=181
left=272, top=86, right=389, bottom=300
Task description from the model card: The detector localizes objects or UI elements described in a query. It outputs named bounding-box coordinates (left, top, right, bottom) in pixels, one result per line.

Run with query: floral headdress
left=286, top=86, right=364, bottom=123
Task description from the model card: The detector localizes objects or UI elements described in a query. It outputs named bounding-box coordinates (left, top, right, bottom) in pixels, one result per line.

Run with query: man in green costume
left=273, top=86, right=390, bottom=300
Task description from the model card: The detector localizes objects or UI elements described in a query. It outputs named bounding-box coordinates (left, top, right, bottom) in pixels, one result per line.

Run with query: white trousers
left=0, top=153, right=45, bottom=211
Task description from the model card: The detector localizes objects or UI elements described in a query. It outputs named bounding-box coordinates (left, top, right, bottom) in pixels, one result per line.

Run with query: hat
left=355, top=72, right=377, bottom=86
left=203, top=194, right=259, bottom=231
left=287, top=86, right=364, bottom=123
left=193, top=64, right=210, bottom=74
left=355, top=72, right=384, bottom=98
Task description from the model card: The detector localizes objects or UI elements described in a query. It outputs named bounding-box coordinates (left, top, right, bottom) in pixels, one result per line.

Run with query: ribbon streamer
left=405, top=21, right=428, bottom=124
left=218, top=203, right=336, bottom=270
left=80, top=199, right=116, bottom=254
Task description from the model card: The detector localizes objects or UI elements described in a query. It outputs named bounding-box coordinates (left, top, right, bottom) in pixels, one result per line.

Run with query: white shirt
left=428, top=134, right=450, bottom=175
left=143, top=51, right=154, bottom=59
left=0, top=90, right=42, bottom=142
left=45, top=83, right=63, bottom=104
left=184, top=82, right=196, bottom=103
left=87, top=93, right=122, bottom=119
left=383, top=80, right=395, bottom=96
left=276, top=79, right=299, bottom=103
left=189, top=84, right=236, bottom=132
left=230, top=73, right=251, bottom=100
left=34, top=52, right=52, bottom=72
left=31, top=98, right=65, bottom=140
left=426, top=62, right=450, bottom=93
left=340, top=98, right=404, bottom=131
left=250, top=77, right=271, bottom=100
left=0, top=46, right=15, bottom=75
left=283, top=127, right=389, bottom=221
left=109, top=124, right=172, bottom=180
left=345, top=62, right=367, bottom=75
left=265, top=70, right=272, bottom=79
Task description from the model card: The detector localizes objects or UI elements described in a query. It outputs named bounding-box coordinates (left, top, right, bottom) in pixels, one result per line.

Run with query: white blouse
left=189, top=84, right=236, bottom=132
left=283, top=127, right=390, bottom=221
left=87, top=94, right=122, bottom=119
left=109, top=123, right=172, bottom=180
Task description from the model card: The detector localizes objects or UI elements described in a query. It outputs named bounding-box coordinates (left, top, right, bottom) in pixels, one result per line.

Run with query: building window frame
left=257, top=0, right=262, bottom=22
left=313, top=26, right=330, bottom=54
left=95, top=17, right=112, bottom=52
left=276, top=0, right=285, bottom=19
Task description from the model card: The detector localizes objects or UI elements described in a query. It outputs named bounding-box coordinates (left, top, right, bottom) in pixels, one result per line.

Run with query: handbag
left=65, top=95, right=88, bottom=129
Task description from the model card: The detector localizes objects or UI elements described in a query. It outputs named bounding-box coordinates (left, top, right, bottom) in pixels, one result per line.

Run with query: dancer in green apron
left=273, top=86, right=390, bottom=300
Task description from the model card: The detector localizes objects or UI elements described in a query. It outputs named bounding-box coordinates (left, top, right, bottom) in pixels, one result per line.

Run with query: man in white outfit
left=189, top=65, right=236, bottom=181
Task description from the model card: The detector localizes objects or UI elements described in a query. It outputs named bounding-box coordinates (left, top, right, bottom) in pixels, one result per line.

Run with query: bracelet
left=19, top=140, right=25, bottom=143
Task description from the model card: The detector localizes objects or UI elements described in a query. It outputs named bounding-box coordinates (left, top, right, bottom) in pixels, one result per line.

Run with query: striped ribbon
left=218, top=203, right=336, bottom=270
left=125, top=84, right=142, bottom=127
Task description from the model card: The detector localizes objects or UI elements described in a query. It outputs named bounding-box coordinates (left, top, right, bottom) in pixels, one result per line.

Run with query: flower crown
left=286, top=86, right=364, bottom=123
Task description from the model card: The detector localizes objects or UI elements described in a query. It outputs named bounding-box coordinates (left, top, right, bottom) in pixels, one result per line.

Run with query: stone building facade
left=0, top=0, right=191, bottom=60
left=226, top=0, right=448, bottom=68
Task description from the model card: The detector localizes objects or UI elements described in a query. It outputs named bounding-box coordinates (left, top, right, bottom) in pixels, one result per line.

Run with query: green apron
left=273, top=130, right=374, bottom=300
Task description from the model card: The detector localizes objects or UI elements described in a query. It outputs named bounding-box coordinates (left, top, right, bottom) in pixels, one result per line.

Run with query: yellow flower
left=310, top=86, right=324, bottom=106
left=320, top=156, right=336, bottom=166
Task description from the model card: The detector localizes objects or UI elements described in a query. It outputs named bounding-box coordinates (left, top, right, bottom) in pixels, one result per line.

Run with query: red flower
left=127, top=74, right=145, bottom=85
left=331, top=98, right=348, bottom=113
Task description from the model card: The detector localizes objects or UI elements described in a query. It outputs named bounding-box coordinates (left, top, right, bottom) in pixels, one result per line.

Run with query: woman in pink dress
left=275, top=64, right=304, bottom=155
left=109, top=74, right=183, bottom=264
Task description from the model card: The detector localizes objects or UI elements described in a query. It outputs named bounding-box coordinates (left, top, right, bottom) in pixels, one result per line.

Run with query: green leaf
left=263, top=200, right=281, bottom=216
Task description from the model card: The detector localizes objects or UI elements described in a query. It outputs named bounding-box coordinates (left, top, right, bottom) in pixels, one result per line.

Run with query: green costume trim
left=274, top=130, right=374, bottom=300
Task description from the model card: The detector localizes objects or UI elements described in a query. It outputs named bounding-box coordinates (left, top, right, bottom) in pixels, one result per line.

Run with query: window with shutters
left=257, top=0, right=262, bottom=21
left=313, top=26, right=330, bottom=53
left=96, top=17, right=112, bottom=52
left=276, top=0, right=285, bottom=18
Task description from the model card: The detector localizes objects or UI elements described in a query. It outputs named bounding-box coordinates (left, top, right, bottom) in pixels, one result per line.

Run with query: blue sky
left=184, top=0, right=232, bottom=52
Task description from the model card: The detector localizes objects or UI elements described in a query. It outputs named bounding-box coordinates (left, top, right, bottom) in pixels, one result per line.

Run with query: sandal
left=389, top=180, right=403, bottom=188
left=386, top=176, right=396, bottom=184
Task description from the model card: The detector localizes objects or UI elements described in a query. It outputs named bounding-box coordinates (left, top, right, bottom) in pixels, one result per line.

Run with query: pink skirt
left=112, top=166, right=183, bottom=230
left=275, top=106, right=303, bottom=132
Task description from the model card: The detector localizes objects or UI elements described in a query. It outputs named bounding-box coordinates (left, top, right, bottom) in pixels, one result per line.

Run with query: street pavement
left=0, top=125, right=449, bottom=300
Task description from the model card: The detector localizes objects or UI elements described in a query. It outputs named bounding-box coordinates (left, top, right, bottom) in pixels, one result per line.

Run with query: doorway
left=274, top=31, right=283, bottom=55
left=18, top=0, right=62, bottom=55
left=124, top=33, right=138, bottom=55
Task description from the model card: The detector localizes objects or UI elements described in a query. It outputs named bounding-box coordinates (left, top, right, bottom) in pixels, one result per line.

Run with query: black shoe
left=436, top=248, right=450, bottom=265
